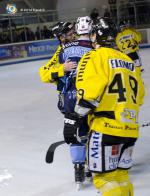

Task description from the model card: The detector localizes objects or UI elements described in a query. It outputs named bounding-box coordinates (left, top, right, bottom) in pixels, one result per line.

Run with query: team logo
left=121, top=108, right=137, bottom=123
left=6, top=4, right=17, bottom=14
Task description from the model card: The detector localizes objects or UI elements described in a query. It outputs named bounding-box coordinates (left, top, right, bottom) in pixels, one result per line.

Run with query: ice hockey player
left=116, top=19, right=143, bottom=72
left=63, top=17, right=145, bottom=195
left=39, top=22, right=77, bottom=112
left=60, top=16, right=93, bottom=189
left=39, top=21, right=90, bottom=188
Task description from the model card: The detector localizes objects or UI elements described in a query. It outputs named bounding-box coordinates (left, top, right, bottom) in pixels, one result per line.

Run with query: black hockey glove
left=63, top=112, right=81, bottom=144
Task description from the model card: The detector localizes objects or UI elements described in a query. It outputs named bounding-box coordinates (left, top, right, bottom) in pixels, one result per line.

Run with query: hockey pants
left=93, top=169, right=133, bottom=196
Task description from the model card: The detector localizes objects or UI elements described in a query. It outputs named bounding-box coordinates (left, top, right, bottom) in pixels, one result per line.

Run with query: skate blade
left=76, top=182, right=83, bottom=191
left=85, top=176, right=93, bottom=183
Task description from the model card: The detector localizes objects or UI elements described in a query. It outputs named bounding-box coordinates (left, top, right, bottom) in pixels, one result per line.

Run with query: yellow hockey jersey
left=39, top=46, right=64, bottom=83
left=76, top=47, right=145, bottom=138
left=116, top=28, right=141, bottom=54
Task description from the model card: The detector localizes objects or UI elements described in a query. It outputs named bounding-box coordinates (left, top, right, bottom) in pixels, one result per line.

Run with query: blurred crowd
left=0, top=4, right=149, bottom=45
left=0, top=25, right=54, bottom=44
left=0, top=9, right=102, bottom=45
left=0, top=7, right=116, bottom=45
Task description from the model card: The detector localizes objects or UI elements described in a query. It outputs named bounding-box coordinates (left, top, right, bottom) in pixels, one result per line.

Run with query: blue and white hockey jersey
left=58, top=38, right=92, bottom=113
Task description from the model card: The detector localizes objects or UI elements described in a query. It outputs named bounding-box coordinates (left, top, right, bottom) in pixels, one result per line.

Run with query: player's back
left=59, top=39, right=92, bottom=65
left=76, top=47, right=145, bottom=138
left=116, top=28, right=141, bottom=54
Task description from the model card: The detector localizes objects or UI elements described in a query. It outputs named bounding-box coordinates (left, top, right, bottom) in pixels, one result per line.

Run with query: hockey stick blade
left=140, top=123, right=150, bottom=127
left=45, top=140, right=65, bottom=164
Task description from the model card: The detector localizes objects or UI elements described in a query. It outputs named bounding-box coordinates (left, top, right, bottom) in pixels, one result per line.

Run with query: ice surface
left=0, top=48, right=150, bottom=195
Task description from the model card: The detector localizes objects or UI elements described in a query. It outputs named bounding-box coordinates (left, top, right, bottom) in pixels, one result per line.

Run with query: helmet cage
left=76, top=16, right=92, bottom=35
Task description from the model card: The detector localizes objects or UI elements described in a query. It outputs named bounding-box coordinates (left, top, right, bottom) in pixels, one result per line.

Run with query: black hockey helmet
left=51, top=21, right=65, bottom=38
left=59, top=22, right=74, bottom=36
left=92, top=17, right=118, bottom=47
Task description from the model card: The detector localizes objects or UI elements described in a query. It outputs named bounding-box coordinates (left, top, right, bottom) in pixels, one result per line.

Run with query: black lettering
left=115, top=59, right=119, bottom=67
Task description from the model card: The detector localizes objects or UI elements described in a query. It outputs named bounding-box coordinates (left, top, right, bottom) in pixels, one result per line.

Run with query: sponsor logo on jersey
left=112, top=145, right=119, bottom=155
left=124, top=125, right=137, bottom=131
left=91, top=132, right=100, bottom=158
left=109, top=156, right=119, bottom=164
left=105, top=145, right=120, bottom=170
left=121, top=158, right=132, bottom=165
left=121, top=108, right=137, bottom=123
left=104, top=122, right=123, bottom=130
left=118, top=146, right=133, bottom=168
left=109, top=59, right=134, bottom=71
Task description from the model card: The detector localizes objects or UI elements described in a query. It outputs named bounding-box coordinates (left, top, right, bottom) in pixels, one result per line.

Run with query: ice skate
left=74, top=163, right=85, bottom=190
left=85, top=169, right=93, bottom=182
left=84, top=164, right=93, bottom=182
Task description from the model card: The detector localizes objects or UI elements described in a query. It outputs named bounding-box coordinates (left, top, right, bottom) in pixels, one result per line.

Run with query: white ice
left=0, top=48, right=150, bottom=196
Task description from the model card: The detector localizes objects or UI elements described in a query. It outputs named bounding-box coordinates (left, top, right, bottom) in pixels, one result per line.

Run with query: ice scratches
left=0, top=169, right=13, bottom=187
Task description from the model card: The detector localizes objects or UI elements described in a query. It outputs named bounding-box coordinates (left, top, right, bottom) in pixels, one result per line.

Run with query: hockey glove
left=63, top=112, right=81, bottom=144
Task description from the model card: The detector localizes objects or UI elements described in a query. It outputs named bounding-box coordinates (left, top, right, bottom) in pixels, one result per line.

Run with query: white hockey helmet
left=76, top=16, right=92, bottom=35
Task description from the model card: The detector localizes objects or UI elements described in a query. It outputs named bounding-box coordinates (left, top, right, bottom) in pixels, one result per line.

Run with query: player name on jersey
left=109, top=59, right=135, bottom=71
left=119, top=34, right=134, bottom=42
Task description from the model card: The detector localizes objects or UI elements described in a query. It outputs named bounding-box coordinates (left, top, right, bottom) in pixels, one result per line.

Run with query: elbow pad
left=75, top=99, right=98, bottom=116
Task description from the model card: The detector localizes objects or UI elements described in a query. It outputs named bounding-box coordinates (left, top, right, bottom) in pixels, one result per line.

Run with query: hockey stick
left=45, top=122, right=150, bottom=164
left=140, top=123, right=150, bottom=127
left=45, top=140, right=65, bottom=164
